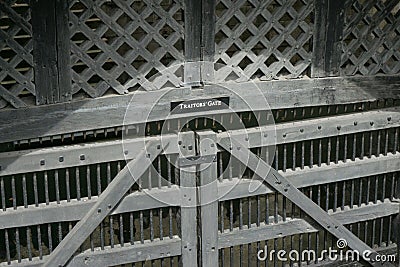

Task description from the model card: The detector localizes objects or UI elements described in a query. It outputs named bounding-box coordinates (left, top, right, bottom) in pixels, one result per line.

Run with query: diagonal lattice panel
left=69, top=0, right=185, bottom=98
left=340, top=0, right=400, bottom=76
left=214, top=0, right=314, bottom=83
left=0, top=0, right=35, bottom=109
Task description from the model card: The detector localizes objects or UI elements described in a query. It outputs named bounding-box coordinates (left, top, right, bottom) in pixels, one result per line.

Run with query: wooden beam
left=218, top=200, right=398, bottom=248
left=30, top=0, right=71, bottom=104
left=0, top=76, right=399, bottom=144
left=312, top=0, right=345, bottom=77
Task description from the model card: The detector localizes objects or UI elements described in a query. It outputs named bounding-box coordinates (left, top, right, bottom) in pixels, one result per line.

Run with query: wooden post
left=197, top=130, right=219, bottom=266
left=201, top=0, right=216, bottom=84
left=179, top=131, right=198, bottom=267
left=184, top=0, right=216, bottom=86
left=311, top=0, right=345, bottom=78
left=184, top=0, right=202, bottom=86
left=31, top=0, right=71, bottom=105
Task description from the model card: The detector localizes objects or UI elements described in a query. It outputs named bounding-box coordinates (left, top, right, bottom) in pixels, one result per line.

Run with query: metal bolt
left=80, top=154, right=85, bottom=161
left=370, top=121, right=374, bottom=126
left=40, top=160, right=45, bottom=166
left=283, top=133, right=287, bottom=138
left=300, top=129, right=304, bottom=133
left=354, top=121, right=358, bottom=126
left=318, top=126, right=322, bottom=130
left=337, top=126, right=341, bottom=130
left=387, top=117, right=392, bottom=121
left=59, top=156, right=64, bottom=162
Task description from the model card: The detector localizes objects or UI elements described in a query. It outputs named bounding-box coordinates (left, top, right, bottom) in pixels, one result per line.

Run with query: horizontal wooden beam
left=0, top=75, right=399, bottom=143
left=2, top=107, right=399, bottom=176
left=0, top=237, right=182, bottom=267
left=218, top=107, right=400, bottom=148
left=0, top=134, right=179, bottom=176
left=219, top=152, right=400, bottom=201
left=218, top=200, right=398, bottom=248
left=0, top=186, right=180, bottom=230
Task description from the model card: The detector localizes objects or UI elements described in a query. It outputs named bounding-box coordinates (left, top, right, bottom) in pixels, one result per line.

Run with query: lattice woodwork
left=214, top=0, right=314, bottom=82
left=0, top=0, right=35, bottom=109
left=341, top=0, right=400, bottom=76
left=69, top=0, right=185, bottom=98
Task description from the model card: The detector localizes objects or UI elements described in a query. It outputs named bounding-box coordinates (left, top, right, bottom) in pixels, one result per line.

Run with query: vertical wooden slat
left=197, top=131, right=219, bottom=266
left=179, top=131, right=198, bottom=267
left=311, top=0, right=345, bottom=78
left=31, top=0, right=71, bottom=105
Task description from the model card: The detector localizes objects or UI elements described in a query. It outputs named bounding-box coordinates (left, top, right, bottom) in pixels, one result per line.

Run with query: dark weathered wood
left=201, top=0, right=216, bottom=83
left=312, top=0, right=345, bottom=77
left=184, top=0, right=202, bottom=85
left=54, top=0, right=72, bottom=101
left=30, top=0, right=71, bottom=104
left=0, top=75, right=399, bottom=144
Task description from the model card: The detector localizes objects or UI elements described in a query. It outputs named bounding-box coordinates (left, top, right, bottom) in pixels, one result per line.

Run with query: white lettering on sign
left=170, top=97, right=229, bottom=114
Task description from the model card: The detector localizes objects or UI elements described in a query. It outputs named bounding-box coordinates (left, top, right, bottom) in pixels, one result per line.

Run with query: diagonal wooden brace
left=218, top=138, right=394, bottom=267
left=43, top=140, right=168, bottom=267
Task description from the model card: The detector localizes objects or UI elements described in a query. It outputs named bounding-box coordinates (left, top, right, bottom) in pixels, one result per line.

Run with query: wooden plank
left=0, top=237, right=182, bottom=267
left=197, top=131, right=218, bottom=267
left=0, top=186, right=180, bottom=230
left=218, top=152, right=400, bottom=201
left=68, top=237, right=181, bottom=267
left=0, top=76, right=399, bottom=143
left=42, top=140, right=166, bottom=267
left=312, top=0, right=345, bottom=77
left=178, top=132, right=198, bottom=267
left=218, top=106, right=400, bottom=148
left=0, top=134, right=179, bottom=176
left=218, top=200, right=399, bottom=248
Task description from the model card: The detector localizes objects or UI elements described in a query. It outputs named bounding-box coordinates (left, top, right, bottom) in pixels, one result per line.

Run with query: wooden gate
left=1, top=0, right=400, bottom=266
